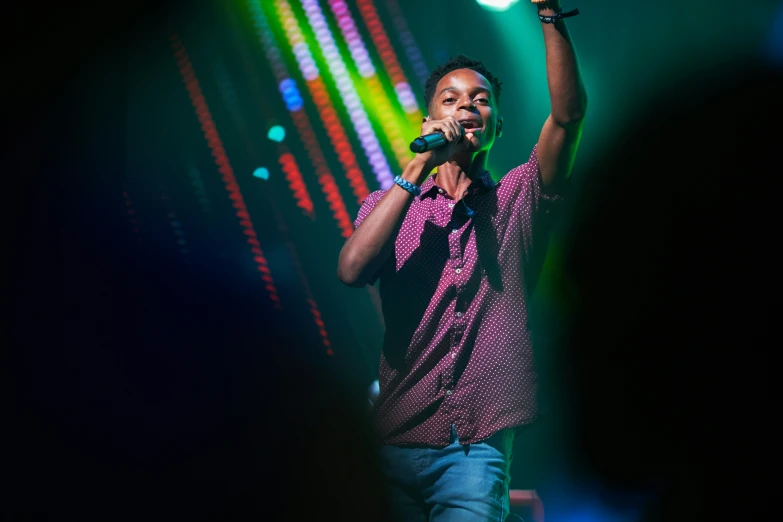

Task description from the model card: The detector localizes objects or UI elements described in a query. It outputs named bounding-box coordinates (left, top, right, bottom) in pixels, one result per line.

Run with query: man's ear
left=497, top=117, right=503, bottom=138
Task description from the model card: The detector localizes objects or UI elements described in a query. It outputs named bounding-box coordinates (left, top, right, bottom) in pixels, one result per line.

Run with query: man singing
left=338, top=1, right=586, bottom=520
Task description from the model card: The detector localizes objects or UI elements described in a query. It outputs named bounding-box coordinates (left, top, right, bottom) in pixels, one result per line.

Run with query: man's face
left=428, top=68, right=501, bottom=152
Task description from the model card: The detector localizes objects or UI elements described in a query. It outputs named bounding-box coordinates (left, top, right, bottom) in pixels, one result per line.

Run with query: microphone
left=409, top=132, right=450, bottom=153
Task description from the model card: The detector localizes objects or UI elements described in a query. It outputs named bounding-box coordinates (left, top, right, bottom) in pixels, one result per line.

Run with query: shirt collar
left=419, top=170, right=496, bottom=199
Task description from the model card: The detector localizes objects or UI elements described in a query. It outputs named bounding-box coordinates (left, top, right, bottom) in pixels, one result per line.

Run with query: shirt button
left=438, top=188, right=444, bottom=194
left=448, top=203, right=454, bottom=208
left=452, top=229, right=459, bottom=234
left=445, top=390, right=453, bottom=395
left=456, top=312, right=462, bottom=317
left=455, top=268, right=462, bottom=274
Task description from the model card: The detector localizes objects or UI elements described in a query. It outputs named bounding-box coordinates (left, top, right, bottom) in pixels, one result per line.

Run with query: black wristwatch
left=539, top=8, right=579, bottom=24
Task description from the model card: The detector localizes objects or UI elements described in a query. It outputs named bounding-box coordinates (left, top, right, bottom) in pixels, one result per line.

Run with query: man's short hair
left=424, top=54, right=503, bottom=110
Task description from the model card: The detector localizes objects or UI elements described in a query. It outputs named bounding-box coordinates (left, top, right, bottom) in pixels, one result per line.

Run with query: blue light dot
left=283, top=97, right=299, bottom=109
left=267, top=126, right=286, bottom=143
left=279, top=78, right=295, bottom=92
left=284, top=90, right=301, bottom=102
left=253, top=167, right=270, bottom=180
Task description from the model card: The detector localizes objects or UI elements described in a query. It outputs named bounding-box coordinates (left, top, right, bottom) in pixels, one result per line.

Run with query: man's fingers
left=450, top=123, right=460, bottom=142
left=449, top=122, right=462, bottom=142
left=425, top=122, right=453, bottom=142
left=421, top=118, right=467, bottom=146
left=449, top=118, right=463, bottom=143
left=448, top=119, right=463, bottom=144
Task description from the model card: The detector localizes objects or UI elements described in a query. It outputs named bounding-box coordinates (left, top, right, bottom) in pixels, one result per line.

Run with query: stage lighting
left=253, top=167, right=270, bottom=180
left=267, top=125, right=286, bottom=142
left=476, top=0, right=520, bottom=12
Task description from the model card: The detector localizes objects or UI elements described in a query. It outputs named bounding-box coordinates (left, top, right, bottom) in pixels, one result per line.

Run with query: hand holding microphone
left=409, top=116, right=473, bottom=168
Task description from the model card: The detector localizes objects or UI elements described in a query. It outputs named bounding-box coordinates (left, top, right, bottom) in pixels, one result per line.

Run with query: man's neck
left=435, top=153, right=489, bottom=201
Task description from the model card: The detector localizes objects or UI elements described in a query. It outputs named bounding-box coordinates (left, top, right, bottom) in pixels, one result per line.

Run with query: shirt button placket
left=446, top=196, right=464, bottom=402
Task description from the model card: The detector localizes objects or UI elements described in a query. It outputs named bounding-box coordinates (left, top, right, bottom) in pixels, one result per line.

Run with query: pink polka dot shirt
left=354, top=145, right=565, bottom=446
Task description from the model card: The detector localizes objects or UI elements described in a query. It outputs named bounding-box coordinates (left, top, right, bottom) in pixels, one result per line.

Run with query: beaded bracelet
left=393, top=175, right=421, bottom=197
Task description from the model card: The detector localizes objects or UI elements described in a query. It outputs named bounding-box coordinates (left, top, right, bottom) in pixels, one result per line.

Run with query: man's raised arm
left=534, top=0, right=588, bottom=188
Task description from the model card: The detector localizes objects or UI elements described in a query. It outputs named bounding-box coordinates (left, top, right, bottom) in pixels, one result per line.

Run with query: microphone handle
left=409, top=132, right=448, bottom=153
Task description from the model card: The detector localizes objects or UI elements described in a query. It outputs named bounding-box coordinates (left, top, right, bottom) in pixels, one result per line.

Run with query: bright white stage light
left=476, top=0, right=520, bottom=12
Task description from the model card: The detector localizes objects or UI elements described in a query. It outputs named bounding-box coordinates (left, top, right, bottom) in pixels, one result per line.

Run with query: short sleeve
left=352, top=189, right=391, bottom=285
left=499, top=145, right=569, bottom=289
left=354, top=189, right=388, bottom=230
left=499, top=144, right=568, bottom=224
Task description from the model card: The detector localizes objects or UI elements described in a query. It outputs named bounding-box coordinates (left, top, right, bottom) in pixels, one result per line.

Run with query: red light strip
left=208, top=12, right=333, bottom=352
left=289, top=102, right=355, bottom=238
left=253, top=0, right=369, bottom=216
left=171, top=34, right=281, bottom=309
left=263, top=161, right=335, bottom=353
left=306, top=76, right=370, bottom=206
left=326, top=0, right=413, bottom=169
left=209, top=54, right=316, bottom=220
left=279, top=152, right=315, bottom=215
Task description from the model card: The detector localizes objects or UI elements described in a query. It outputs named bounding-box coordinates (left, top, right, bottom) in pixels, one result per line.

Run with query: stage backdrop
left=119, top=0, right=779, bottom=490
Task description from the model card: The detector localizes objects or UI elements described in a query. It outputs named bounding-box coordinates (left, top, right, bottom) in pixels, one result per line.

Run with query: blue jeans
left=378, top=425, right=514, bottom=522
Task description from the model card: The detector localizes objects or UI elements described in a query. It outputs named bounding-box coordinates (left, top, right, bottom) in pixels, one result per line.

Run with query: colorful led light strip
left=355, top=0, right=423, bottom=128
left=171, top=34, right=281, bottom=308
left=384, top=0, right=430, bottom=90
left=212, top=9, right=333, bottom=351
left=279, top=78, right=304, bottom=111
left=267, top=203, right=335, bottom=354
left=250, top=1, right=383, bottom=330
left=250, top=1, right=361, bottom=227
left=279, top=0, right=395, bottom=190
left=278, top=152, right=315, bottom=214
left=210, top=54, right=316, bottom=219
left=307, top=299, right=332, bottom=354
left=326, top=0, right=413, bottom=169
